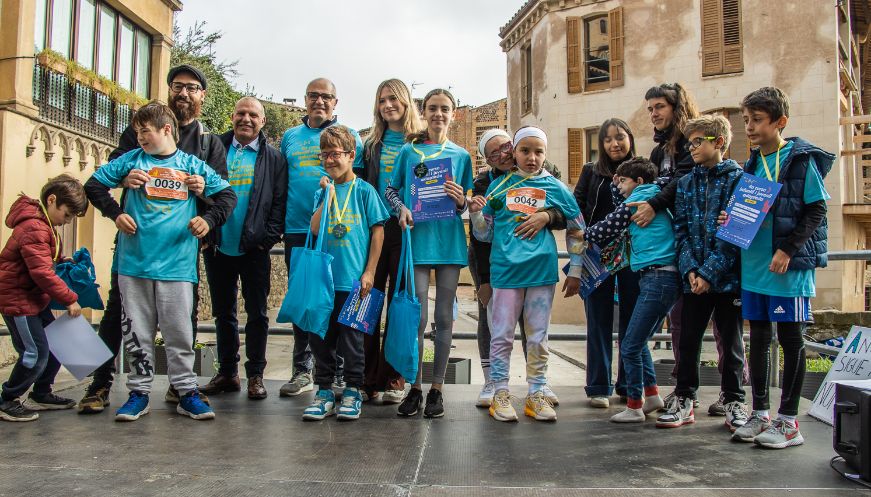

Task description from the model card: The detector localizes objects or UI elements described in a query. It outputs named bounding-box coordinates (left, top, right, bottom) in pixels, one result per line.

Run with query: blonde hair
left=365, top=79, right=422, bottom=158
left=683, top=114, right=732, bottom=151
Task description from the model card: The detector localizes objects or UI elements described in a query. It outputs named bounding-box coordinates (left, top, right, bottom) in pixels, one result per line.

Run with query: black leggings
left=749, top=320, right=805, bottom=417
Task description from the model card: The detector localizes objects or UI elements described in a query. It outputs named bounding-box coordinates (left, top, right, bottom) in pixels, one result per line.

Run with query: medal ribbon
left=485, top=171, right=534, bottom=201
left=39, top=202, right=60, bottom=260
left=330, top=178, right=356, bottom=227
left=760, top=142, right=786, bottom=182
left=411, top=141, right=447, bottom=164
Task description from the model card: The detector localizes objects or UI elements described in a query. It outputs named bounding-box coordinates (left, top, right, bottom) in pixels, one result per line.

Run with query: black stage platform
left=0, top=378, right=865, bottom=496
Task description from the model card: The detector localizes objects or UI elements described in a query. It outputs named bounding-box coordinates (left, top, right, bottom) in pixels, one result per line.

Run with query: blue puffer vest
left=743, top=137, right=834, bottom=270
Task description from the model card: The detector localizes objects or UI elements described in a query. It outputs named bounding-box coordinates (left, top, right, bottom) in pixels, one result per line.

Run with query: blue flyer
left=410, top=157, right=455, bottom=222
left=561, top=244, right=609, bottom=300
left=338, top=282, right=385, bottom=335
left=716, top=174, right=782, bottom=250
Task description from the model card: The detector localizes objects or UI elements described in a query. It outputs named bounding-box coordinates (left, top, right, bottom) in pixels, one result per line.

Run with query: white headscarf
left=513, top=126, right=548, bottom=147
left=477, top=129, right=511, bottom=158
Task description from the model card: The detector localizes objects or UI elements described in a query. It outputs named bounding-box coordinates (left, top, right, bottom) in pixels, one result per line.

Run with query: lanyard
left=39, top=202, right=60, bottom=260
left=411, top=141, right=447, bottom=163
left=486, top=171, right=534, bottom=200
left=759, top=142, right=785, bottom=182
left=330, top=178, right=356, bottom=225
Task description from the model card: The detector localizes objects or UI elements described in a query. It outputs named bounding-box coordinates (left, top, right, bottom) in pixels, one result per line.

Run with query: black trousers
left=308, top=291, right=364, bottom=390
left=675, top=292, right=745, bottom=402
left=364, top=217, right=403, bottom=391
left=203, top=248, right=271, bottom=377
left=749, top=320, right=805, bottom=416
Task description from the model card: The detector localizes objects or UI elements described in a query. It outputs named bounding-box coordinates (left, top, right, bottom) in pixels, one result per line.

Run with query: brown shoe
left=199, top=373, right=241, bottom=395
left=247, top=375, right=267, bottom=400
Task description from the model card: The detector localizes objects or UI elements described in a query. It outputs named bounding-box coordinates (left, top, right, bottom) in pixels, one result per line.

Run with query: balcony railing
left=32, top=62, right=132, bottom=145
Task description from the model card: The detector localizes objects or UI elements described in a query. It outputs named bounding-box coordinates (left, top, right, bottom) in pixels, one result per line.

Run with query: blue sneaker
left=177, top=390, right=215, bottom=420
left=115, top=391, right=150, bottom=422
left=337, top=387, right=362, bottom=420
left=302, top=389, right=335, bottom=420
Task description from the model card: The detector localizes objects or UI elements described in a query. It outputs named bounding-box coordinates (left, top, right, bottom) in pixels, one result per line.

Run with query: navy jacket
left=218, top=130, right=288, bottom=252
left=674, top=159, right=743, bottom=293
left=743, top=137, right=833, bottom=270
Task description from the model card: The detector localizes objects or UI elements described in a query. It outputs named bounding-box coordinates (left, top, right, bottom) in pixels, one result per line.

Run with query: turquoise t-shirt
left=389, top=141, right=474, bottom=266
left=312, top=178, right=390, bottom=292
left=625, top=184, right=676, bottom=271
left=219, top=144, right=256, bottom=256
left=377, top=129, right=405, bottom=211
left=481, top=170, right=581, bottom=289
left=92, top=149, right=231, bottom=283
left=280, top=121, right=364, bottom=234
left=741, top=142, right=830, bottom=297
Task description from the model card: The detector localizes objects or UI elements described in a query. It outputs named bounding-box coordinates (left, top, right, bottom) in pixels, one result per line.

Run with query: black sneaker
left=424, top=389, right=444, bottom=418
left=0, top=399, right=39, bottom=422
left=78, top=383, right=111, bottom=414
left=397, top=388, right=423, bottom=417
left=26, top=391, right=76, bottom=410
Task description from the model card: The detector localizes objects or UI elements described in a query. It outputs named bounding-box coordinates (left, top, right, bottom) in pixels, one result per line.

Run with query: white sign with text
left=808, top=326, right=871, bottom=425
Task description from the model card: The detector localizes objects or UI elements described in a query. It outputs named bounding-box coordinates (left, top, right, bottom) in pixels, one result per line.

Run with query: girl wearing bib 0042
left=469, top=126, right=587, bottom=423
left=384, top=89, right=472, bottom=418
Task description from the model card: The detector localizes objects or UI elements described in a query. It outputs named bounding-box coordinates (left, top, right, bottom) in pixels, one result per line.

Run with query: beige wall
left=503, top=0, right=863, bottom=322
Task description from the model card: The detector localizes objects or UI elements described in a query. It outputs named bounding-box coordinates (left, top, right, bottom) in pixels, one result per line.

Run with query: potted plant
left=652, top=358, right=745, bottom=387
left=122, top=337, right=217, bottom=377
left=421, top=347, right=471, bottom=384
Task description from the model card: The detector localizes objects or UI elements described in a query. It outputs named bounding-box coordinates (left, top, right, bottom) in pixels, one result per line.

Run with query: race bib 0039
left=144, top=167, right=189, bottom=201
left=506, top=187, right=546, bottom=214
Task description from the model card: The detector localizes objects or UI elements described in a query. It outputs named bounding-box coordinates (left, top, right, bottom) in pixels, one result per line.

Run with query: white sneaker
left=382, top=389, right=404, bottom=405
left=590, top=396, right=609, bottom=408
left=477, top=381, right=496, bottom=408
left=610, top=407, right=645, bottom=423
left=541, top=385, right=560, bottom=406
left=642, top=394, right=665, bottom=414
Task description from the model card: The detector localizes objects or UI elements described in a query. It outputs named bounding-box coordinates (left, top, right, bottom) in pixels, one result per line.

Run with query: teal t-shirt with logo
left=312, top=178, right=389, bottom=292
left=389, top=141, right=474, bottom=266
left=741, top=142, right=829, bottom=297
left=219, top=144, right=256, bottom=256
left=92, top=149, right=231, bottom=283
left=377, top=129, right=405, bottom=212
left=481, top=170, right=581, bottom=288
left=280, top=122, right=364, bottom=234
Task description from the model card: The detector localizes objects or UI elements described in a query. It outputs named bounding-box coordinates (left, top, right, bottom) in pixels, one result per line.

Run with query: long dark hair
left=593, top=118, right=636, bottom=177
left=644, top=82, right=699, bottom=155
left=408, top=88, right=457, bottom=143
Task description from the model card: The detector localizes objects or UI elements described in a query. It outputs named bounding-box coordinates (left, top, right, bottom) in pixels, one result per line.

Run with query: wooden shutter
left=701, top=0, right=723, bottom=75
left=608, top=7, right=624, bottom=88
left=567, top=17, right=582, bottom=93
left=568, top=128, right=584, bottom=184
left=721, top=0, right=743, bottom=73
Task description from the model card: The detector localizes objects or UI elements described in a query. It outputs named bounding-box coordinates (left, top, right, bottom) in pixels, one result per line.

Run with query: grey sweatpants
left=414, top=265, right=461, bottom=385
left=119, top=275, right=197, bottom=395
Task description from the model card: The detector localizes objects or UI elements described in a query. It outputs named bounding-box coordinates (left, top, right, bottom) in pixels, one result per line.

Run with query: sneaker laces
left=529, top=391, right=552, bottom=410
left=727, top=402, right=748, bottom=420
left=494, top=390, right=512, bottom=409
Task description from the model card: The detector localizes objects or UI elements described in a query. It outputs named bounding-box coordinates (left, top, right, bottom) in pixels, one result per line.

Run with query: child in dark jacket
left=656, top=115, right=747, bottom=431
left=0, top=174, right=88, bottom=422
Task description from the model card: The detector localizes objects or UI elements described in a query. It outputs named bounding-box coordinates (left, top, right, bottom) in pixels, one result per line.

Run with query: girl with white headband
left=469, top=126, right=586, bottom=422
left=469, top=129, right=566, bottom=408
left=385, top=89, right=473, bottom=419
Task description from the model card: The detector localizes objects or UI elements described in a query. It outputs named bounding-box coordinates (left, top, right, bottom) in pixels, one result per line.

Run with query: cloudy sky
left=176, top=0, right=529, bottom=130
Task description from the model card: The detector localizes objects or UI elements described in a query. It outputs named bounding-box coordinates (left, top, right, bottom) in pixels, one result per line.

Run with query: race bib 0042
left=144, top=167, right=189, bottom=201
left=506, top=187, right=546, bottom=214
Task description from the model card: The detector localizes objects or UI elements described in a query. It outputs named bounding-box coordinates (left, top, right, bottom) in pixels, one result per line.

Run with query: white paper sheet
left=45, top=314, right=112, bottom=381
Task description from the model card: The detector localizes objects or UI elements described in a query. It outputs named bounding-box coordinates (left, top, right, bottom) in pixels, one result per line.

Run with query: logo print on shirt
left=773, top=305, right=785, bottom=314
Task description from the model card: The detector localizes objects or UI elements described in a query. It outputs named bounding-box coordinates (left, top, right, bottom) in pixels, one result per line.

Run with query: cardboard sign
left=506, top=187, right=546, bottom=214
left=716, top=174, right=782, bottom=249
left=145, top=167, right=189, bottom=200
left=808, top=326, right=871, bottom=425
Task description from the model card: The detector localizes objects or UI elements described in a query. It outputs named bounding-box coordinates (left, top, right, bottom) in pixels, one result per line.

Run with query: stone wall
left=196, top=254, right=288, bottom=321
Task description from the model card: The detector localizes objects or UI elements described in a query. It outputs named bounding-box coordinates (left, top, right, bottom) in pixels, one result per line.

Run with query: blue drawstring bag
left=50, top=247, right=104, bottom=310
left=384, top=226, right=421, bottom=383
left=277, top=186, right=335, bottom=338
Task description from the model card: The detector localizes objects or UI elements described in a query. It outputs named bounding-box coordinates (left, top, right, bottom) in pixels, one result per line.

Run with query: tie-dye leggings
left=489, top=285, right=555, bottom=394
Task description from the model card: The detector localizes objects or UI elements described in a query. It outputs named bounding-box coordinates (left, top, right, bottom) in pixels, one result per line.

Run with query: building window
left=521, top=41, right=532, bottom=114
left=701, top=0, right=743, bottom=76
left=58, top=219, right=77, bottom=259
left=585, top=128, right=600, bottom=165
left=568, top=128, right=584, bottom=184
left=705, top=108, right=750, bottom=164
left=567, top=7, right=624, bottom=93
left=35, top=0, right=152, bottom=98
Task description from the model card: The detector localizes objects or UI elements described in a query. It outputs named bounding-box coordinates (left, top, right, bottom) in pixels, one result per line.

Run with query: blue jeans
left=584, top=268, right=640, bottom=397
left=621, top=269, right=681, bottom=401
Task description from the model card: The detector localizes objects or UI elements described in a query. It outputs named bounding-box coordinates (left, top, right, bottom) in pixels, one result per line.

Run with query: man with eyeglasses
left=79, top=65, right=233, bottom=414
left=278, top=78, right=365, bottom=398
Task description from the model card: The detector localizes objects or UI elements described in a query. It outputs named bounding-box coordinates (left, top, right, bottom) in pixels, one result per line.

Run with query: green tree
left=260, top=100, right=304, bottom=146
left=170, top=21, right=240, bottom=133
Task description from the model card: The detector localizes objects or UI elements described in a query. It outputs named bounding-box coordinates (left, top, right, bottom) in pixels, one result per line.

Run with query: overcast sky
left=176, top=0, right=528, bottom=131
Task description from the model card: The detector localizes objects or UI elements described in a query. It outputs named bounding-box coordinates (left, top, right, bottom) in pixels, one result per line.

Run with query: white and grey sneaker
left=724, top=401, right=749, bottom=432
left=279, top=371, right=314, bottom=397
left=382, top=389, right=404, bottom=405
left=656, top=396, right=694, bottom=428
left=731, top=413, right=771, bottom=442
left=541, top=385, right=560, bottom=406
left=477, top=381, right=496, bottom=408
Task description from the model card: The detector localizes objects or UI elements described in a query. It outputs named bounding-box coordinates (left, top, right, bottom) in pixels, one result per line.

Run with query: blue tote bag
left=384, top=226, right=421, bottom=383
left=277, top=186, right=335, bottom=338
left=50, top=247, right=104, bottom=310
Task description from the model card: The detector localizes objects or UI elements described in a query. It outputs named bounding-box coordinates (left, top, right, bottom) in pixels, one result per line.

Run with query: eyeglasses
left=486, top=142, right=512, bottom=162
left=685, top=136, right=717, bottom=151
left=319, top=151, right=351, bottom=161
left=306, top=92, right=336, bottom=102
left=169, top=82, right=203, bottom=94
